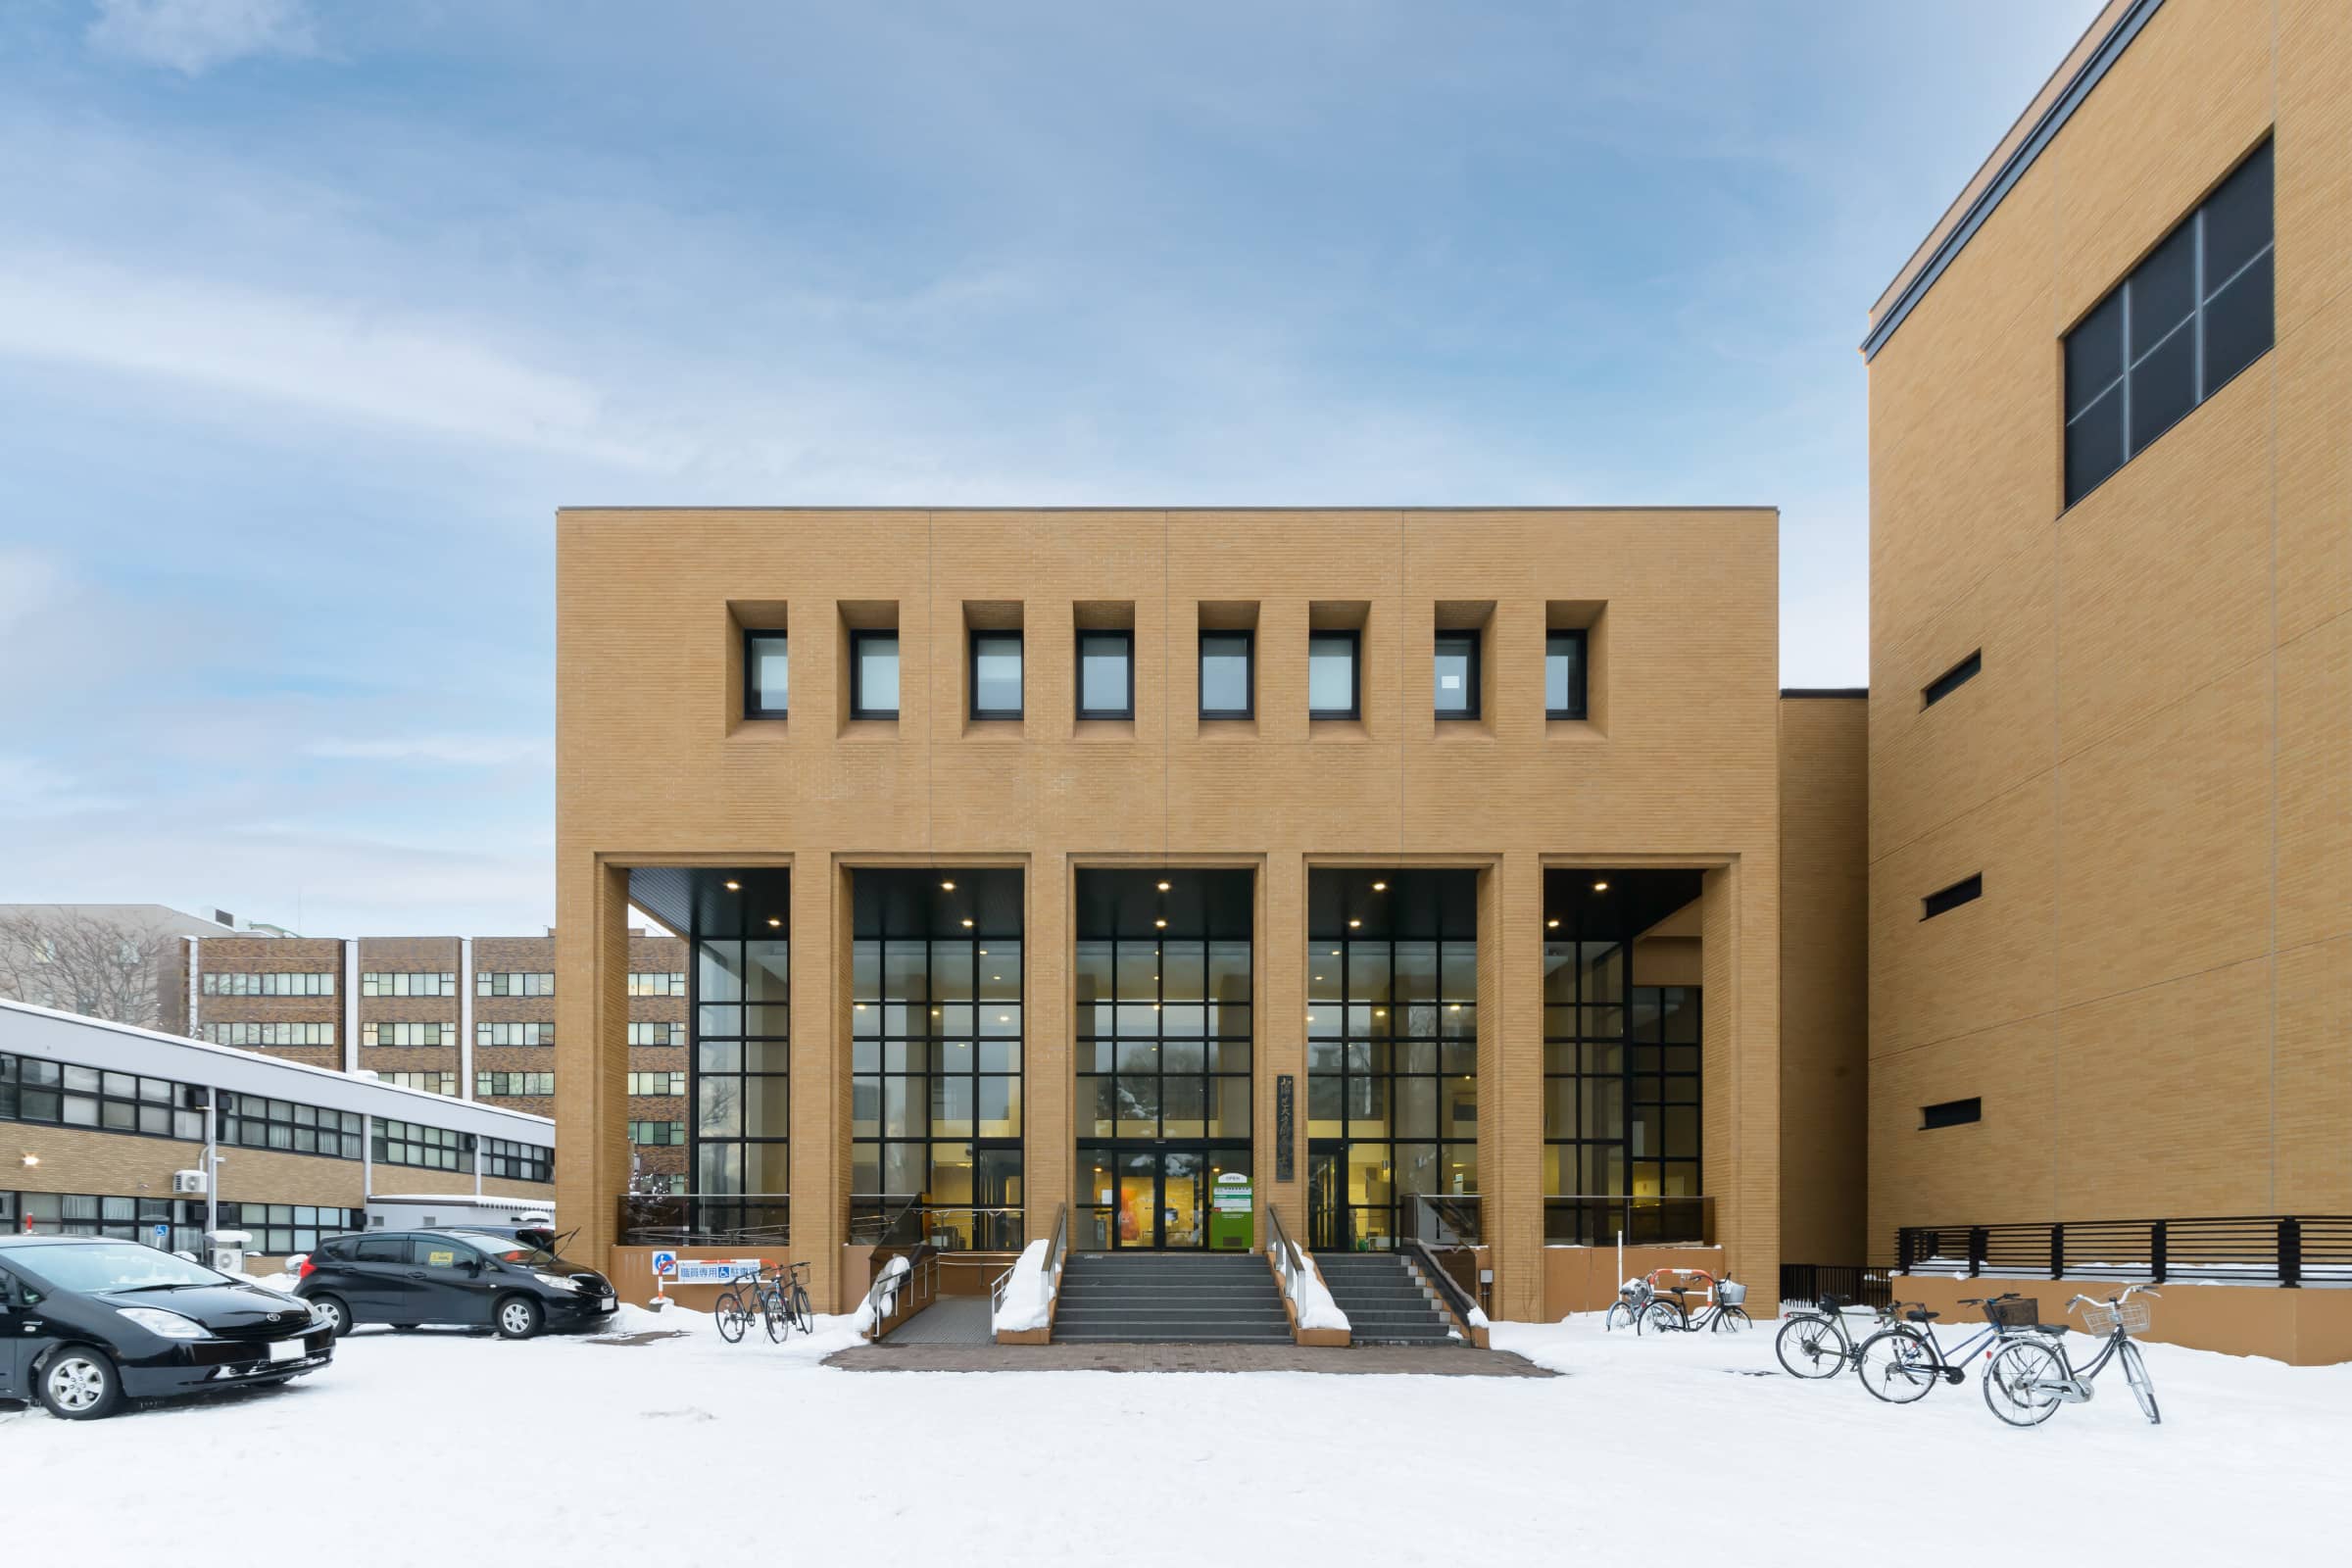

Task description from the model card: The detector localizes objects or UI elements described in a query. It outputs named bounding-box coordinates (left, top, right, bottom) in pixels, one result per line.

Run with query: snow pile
left=1465, top=1304, right=1491, bottom=1329
left=1271, top=1247, right=1349, bottom=1333
left=852, top=1253, right=914, bottom=1334
left=991, top=1239, right=1054, bottom=1333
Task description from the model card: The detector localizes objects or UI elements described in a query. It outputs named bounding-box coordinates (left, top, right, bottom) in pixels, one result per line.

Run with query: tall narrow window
left=1921, top=873, right=1983, bottom=920
left=1545, top=630, right=1588, bottom=719
left=851, top=631, right=900, bottom=719
left=1922, top=650, right=1982, bottom=709
left=970, top=631, right=1023, bottom=720
left=1199, top=631, right=1253, bottom=719
left=1308, top=631, right=1359, bottom=719
left=1433, top=631, right=1480, bottom=718
left=2065, top=140, right=2273, bottom=506
left=1078, top=630, right=1134, bottom=719
left=744, top=630, right=788, bottom=718
left=688, top=878, right=790, bottom=1240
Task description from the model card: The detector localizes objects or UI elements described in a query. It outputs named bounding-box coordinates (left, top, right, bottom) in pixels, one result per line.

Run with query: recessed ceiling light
left=1448, top=1004, right=1461, bottom=1011
left=1348, top=918, right=1361, bottom=928
left=941, top=879, right=956, bottom=891
left=999, top=1014, right=1010, bottom=1023
left=1371, top=880, right=1387, bottom=892
left=1330, top=949, right=1341, bottom=956
left=1154, top=918, right=1167, bottom=928
left=766, top=916, right=782, bottom=928
left=1546, top=918, right=1560, bottom=928
left=1156, top=880, right=1171, bottom=892
left=961, top=918, right=974, bottom=928
left=723, top=880, right=741, bottom=891
left=1592, top=880, right=1609, bottom=893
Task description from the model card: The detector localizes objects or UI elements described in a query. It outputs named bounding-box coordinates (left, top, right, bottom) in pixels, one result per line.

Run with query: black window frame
left=1077, top=629, right=1136, bottom=720
left=1921, top=873, right=1984, bottom=921
left=1433, top=630, right=1481, bottom=720
left=743, top=628, right=789, bottom=719
left=1197, top=629, right=1255, bottom=720
left=2064, top=138, right=2274, bottom=508
left=1922, top=650, right=1983, bottom=710
left=968, top=629, right=1025, bottom=721
left=474, top=1070, right=554, bottom=1099
left=1307, top=630, right=1361, bottom=721
left=1921, top=1097, right=1983, bottom=1131
left=1545, top=629, right=1590, bottom=720
left=850, top=629, right=902, bottom=720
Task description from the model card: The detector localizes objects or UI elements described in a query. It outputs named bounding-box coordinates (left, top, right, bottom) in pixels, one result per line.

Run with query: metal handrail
left=862, top=1249, right=938, bottom=1339
left=1266, top=1202, right=1310, bottom=1312
left=1405, top=1194, right=1487, bottom=1316
left=989, top=1201, right=1069, bottom=1325
left=1403, top=1233, right=1485, bottom=1331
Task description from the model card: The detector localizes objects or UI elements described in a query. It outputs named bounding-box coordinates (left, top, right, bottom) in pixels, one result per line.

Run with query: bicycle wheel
left=1776, top=1315, right=1848, bottom=1378
left=1852, top=1327, right=1938, bottom=1403
left=1641, top=1300, right=1683, bottom=1335
left=1982, top=1340, right=2067, bottom=1427
left=712, top=1291, right=748, bottom=1344
left=791, top=1284, right=814, bottom=1335
left=2119, top=1340, right=2161, bottom=1425
left=762, top=1292, right=789, bottom=1344
left=1604, top=1301, right=1638, bottom=1333
left=1712, top=1305, right=1751, bottom=1333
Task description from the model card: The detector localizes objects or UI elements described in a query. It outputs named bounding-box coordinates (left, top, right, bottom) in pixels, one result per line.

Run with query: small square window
left=744, top=631, right=788, bottom=718
left=852, top=630, right=901, bottom=719
left=1078, top=631, right=1134, bottom=719
left=1434, top=631, right=1480, bottom=718
left=970, top=631, right=1023, bottom=719
left=1545, top=630, right=1588, bottom=719
left=1199, top=631, right=1253, bottom=719
left=1308, top=631, right=1359, bottom=719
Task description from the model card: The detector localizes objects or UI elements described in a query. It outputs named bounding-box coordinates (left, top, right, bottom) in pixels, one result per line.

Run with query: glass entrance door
left=1116, top=1152, right=1159, bottom=1248
left=1099, top=1147, right=1244, bottom=1250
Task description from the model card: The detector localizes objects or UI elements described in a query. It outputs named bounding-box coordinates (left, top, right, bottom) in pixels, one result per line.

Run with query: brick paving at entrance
left=823, top=1342, right=1558, bottom=1376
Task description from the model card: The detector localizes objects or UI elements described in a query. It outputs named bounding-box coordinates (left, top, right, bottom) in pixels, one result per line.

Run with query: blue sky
left=0, top=0, right=2104, bottom=935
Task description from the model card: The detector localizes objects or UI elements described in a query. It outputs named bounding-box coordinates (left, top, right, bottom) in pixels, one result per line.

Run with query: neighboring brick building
left=1861, top=0, right=2350, bottom=1358
left=554, top=506, right=1873, bottom=1320
left=184, top=931, right=687, bottom=1189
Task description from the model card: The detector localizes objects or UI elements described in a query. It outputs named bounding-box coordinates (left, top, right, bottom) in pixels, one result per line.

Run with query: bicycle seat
left=1818, top=1295, right=1850, bottom=1312
left=1904, top=1308, right=1939, bottom=1324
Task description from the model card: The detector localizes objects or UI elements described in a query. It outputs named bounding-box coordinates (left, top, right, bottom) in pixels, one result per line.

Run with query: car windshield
left=12, top=1244, right=229, bottom=1295
left=440, top=1232, right=563, bottom=1266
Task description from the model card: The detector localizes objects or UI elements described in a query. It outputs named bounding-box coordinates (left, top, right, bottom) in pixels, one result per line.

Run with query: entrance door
left=1110, top=1150, right=1208, bottom=1250
left=1115, top=1152, right=1159, bottom=1248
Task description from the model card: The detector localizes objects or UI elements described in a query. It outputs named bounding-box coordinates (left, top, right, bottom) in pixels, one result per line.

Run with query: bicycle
left=1604, top=1277, right=1655, bottom=1333
left=1642, top=1274, right=1751, bottom=1334
left=1773, top=1293, right=1898, bottom=1378
left=712, top=1261, right=814, bottom=1344
left=1980, top=1286, right=2162, bottom=1428
left=1849, top=1293, right=2056, bottom=1403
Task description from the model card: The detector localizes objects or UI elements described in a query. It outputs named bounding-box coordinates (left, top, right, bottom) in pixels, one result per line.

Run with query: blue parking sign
left=651, top=1250, right=679, bottom=1278
left=153, top=1223, right=169, bottom=1245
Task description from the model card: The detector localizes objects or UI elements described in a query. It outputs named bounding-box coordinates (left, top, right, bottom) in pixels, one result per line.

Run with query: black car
left=296, top=1229, right=618, bottom=1339
left=0, top=1236, right=332, bottom=1421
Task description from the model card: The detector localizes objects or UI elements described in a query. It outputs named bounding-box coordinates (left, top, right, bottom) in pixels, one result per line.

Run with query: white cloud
left=304, top=735, right=552, bottom=767
left=86, top=0, right=317, bottom=75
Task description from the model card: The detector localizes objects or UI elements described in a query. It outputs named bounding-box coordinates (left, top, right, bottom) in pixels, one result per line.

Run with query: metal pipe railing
left=989, top=1201, right=1069, bottom=1325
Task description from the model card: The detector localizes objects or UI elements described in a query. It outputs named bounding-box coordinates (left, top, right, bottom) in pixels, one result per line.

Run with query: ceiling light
left=1156, top=880, right=1171, bottom=892
left=1348, top=918, right=1361, bottom=928
left=941, top=879, right=956, bottom=891
left=1449, top=1004, right=1461, bottom=1011
left=855, top=1003, right=866, bottom=1011
left=1372, top=880, right=1387, bottom=892
left=961, top=918, right=974, bottom=928
left=1546, top=918, right=1560, bottom=928
left=20, top=1153, right=38, bottom=1168
left=766, top=916, right=782, bottom=928
left=1154, top=918, right=1167, bottom=929
left=1592, top=880, right=1609, bottom=893
left=1330, top=949, right=1341, bottom=956
left=723, top=880, right=741, bottom=891
left=1374, top=1008, right=1386, bottom=1017
left=998, top=1014, right=1010, bottom=1023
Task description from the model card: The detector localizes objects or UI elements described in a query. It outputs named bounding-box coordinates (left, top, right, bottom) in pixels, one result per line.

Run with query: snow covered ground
left=4, top=1307, right=2346, bottom=1565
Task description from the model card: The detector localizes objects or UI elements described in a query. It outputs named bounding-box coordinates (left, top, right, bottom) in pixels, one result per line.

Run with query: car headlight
left=118, top=1306, right=208, bottom=1341
left=531, top=1272, right=582, bottom=1293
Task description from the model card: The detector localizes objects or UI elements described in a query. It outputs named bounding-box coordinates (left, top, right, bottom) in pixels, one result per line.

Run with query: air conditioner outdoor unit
left=171, top=1169, right=208, bottom=1196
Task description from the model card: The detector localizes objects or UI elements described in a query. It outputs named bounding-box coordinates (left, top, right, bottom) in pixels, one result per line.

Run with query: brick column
left=556, top=858, right=631, bottom=1258
left=1023, top=852, right=1070, bottom=1242
left=1701, top=858, right=1782, bottom=1313
left=792, top=857, right=847, bottom=1309
left=1258, top=852, right=1305, bottom=1246
left=1486, top=851, right=1546, bottom=1320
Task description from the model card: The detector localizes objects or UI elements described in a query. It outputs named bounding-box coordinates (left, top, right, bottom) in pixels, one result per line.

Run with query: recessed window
left=1199, top=631, right=1253, bottom=719
left=1308, top=631, right=1359, bottom=719
left=1920, top=1097, right=1982, bottom=1131
left=1545, top=630, right=1589, bottom=720
left=2065, top=139, right=2273, bottom=507
left=1078, top=630, right=1134, bottom=719
left=970, top=631, right=1023, bottom=719
left=1921, top=873, right=1983, bottom=920
left=744, top=630, right=788, bottom=718
left=852, top=630, right=900, bottom=719
left=1434, top=631, right=1480, bottom=718
left=1923, top=650, right=1982, bottom=710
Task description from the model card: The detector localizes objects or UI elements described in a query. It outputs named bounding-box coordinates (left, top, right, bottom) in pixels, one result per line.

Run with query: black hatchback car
left=0, top=1236, right=332, bottom=1420
left=296, top=1230, right=618, bottom=1339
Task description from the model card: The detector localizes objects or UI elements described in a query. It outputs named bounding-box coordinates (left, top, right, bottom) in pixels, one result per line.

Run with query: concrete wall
left=1865, top=0, right=2352, bottom=1254
left=555, top=508, right=1788, bottom=1319
left=1896, top=1272, right=2352, bottom=1368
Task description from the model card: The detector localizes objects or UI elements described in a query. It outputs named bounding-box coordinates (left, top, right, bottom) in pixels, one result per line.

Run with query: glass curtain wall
left=1542, top=870, right=1705, bottom=1245
left=1305, top=868, right=1478, bottom=1250
left=689, top=872, right=792, bottom=1241
left=1073, top=869, right=1253, bottom=1250
left=851, top=869, right=1023, bottom=1251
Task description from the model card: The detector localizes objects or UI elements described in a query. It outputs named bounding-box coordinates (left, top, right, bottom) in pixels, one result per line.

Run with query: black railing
left=848, top=1196, right=1023, bottom=1253
left=1896, top=1215, right=2352, bottom=1288
left=1410, top=1193, right=1484, bottom=1247
left=618, top=1193, right=789, bottom=1247
left=1544, top=1195, right=1714, bottom=1248
left=1780, top=1263, right=1893, bottom=1310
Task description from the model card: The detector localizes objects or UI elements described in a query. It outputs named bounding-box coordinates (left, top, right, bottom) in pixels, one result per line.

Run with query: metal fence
left=1780, top=1262, right=1893, bottom=1310
left=1896, top=1214, right=2352, bottom=1288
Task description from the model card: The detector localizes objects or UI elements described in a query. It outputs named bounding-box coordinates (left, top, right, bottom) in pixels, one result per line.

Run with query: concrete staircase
left=1314, top=1252, right=1468, bottom=1346
left=1052, top=1252, right=1294, bottom=1344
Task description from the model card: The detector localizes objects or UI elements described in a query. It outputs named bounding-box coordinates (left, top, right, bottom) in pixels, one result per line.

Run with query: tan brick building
left=556, top=507, right=1872, bottom=1319
left=1864, top=0, right=2350, bottom=1355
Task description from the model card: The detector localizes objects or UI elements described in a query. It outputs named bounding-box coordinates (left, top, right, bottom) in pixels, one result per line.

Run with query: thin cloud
left=86, top=0, right=318, bottom=75
left=304, top=735, right=553, bottom=768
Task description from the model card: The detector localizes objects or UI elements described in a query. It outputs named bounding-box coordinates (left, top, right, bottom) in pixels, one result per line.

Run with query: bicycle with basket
left=1979, top=1285, right=2162, bottom=1428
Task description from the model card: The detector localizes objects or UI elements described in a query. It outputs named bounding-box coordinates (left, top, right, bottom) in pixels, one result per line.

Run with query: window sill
left=1197, top=715, right=1259, bottom=739
left=1545, top=717, right=1604, bottom=742
left=1309, top=717, right=1371, bottom=742
left=960, top=715, right=1026, bottom=741
left=1073, top=718, right=1136, bottom=742
left=724, top=714, right=791, bottom=741
left=1435, top=715, right=1496, bottom=741
left=839, top=718, right=900, bottom=742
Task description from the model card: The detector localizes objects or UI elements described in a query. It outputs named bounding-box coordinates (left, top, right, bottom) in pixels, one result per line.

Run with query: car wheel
left=495, top=1295, right=544, bottom=1340
left=37, top=1347, right=124, bottom=1421
left=310, top=1295, right=353, bottom=1339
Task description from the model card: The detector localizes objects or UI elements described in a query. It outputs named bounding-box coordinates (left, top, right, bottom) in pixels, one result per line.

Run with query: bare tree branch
left=0, top=908, right=181, bottom=1030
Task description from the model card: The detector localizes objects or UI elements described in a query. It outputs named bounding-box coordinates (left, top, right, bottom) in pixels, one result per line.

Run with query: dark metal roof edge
left=1780, top=687, right=1868, bottom=699
left=1861, top=0, right=2166, bottom=363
